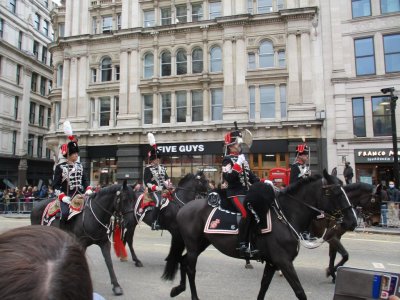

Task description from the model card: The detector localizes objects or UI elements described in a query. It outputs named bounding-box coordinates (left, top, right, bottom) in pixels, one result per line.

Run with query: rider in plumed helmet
left=289, top=143, right=311, bottom=184
left=222, top=128, right=260, bottom=256
left=53, top=122, right=92, bottom=230
left=144, top=133, right=172, bottom=230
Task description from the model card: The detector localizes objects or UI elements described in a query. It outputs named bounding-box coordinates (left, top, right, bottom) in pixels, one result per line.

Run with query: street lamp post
left=381, top=87, right=399, bottom=189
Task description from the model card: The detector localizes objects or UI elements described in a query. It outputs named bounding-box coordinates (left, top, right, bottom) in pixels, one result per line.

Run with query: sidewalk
left=355, top=225, right=400, bottom=235
left=1, top=213, right=30, bottom=219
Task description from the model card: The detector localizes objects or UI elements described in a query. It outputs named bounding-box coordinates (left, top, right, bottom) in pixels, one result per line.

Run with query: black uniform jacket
left=53, top=161, right=88, bottom=197
left=143, top=164, right=169, bottom=193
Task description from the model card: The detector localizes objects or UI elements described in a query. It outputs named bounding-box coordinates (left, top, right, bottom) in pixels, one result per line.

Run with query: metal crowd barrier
left=380, top=202, right=400, bottom=227
left=0, top=197, right=50, bottom=214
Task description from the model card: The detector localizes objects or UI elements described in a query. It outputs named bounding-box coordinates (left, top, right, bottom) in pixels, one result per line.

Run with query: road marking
left=342, top=238, right=400, bottom=244
left=388, top=263, right=400, bottom=267
left=372, top=263, right=385, bottom=269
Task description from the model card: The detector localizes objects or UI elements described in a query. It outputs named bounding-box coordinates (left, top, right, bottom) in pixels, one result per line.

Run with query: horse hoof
left=326, top=268, right=331, bottom=277
left=113, top=286, right=123, bottom=296
left=135, top=261, right=143, bottom=268
left=245, top=263, right=254, bottom=269
left=332, top=278, right=336, bottom=284
left=170, top=286, right=185, bottom=297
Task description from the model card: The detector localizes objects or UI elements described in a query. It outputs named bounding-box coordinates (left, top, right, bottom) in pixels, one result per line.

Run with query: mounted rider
left=289, top=143, right=311, bottom=184
left=222, top=128, right=260, bottom=256
left=53, top=121, right=92, bottom=230
left=144, top=133, right=172, bottom=231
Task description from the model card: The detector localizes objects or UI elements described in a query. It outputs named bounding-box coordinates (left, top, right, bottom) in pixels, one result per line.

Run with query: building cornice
left=333, top=137, right=398, bottom=145
left=331, top=73, right=400, bottom=84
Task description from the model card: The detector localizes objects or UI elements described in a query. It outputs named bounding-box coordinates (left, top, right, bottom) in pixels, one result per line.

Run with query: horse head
left=175, top=172, right=208, bottom=204
left=112, top=180, right=135, bottom=228
left=321, top=169, right=357, bottom=231
left=193, top=170, right=209, bottom=196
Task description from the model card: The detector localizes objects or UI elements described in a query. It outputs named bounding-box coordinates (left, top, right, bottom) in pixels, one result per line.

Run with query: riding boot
left=59, top=218, right=68, bottom=230
left=237, top=218, right=251, bottom=257
left=151, top=206, right=161, bottom=231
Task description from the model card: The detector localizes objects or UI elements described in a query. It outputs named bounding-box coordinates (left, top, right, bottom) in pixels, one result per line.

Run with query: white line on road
left=388, top=263, right=400, bottom=267
left=342, top=238, right=400, bottom=244
left=372, top=263, right=385, bottom=269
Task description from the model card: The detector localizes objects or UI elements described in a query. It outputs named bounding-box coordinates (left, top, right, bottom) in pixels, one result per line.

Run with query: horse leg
left=245, top=258, right=254, bottom=269
left=170, top=253, right=187, bottom=297
left=257, top=263, right=276, bottom=300
left=186, top=250, right=201, bottom=300
left=326, top=242, right=337, bottom=281
left=125, top=224, right=143, bottom=267
left=330, top=240, right=348, bottom=283
left=278, top=262, right=307, bottom=300
left=99, top=241, right=123, bottom=295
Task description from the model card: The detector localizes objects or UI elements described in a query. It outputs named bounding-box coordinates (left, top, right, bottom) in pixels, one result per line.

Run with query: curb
left=1, top=214, right=30, bottom=219
left=355, top=227, right=400, bottom=236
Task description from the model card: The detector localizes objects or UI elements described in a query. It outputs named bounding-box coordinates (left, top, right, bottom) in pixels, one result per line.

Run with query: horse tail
left=162, top=233, right=185, bottom=281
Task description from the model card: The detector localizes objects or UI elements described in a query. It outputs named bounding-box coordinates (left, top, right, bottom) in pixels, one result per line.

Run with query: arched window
left=259, top=41, right=274, bottom=68
left=176, top=49, right=187, bottom=75
left=144, top=53, right=154, bottom=78
left=56, top=64, right=63, bottom=87
left=210, top=46, right=222, bottom=72
left=161, top=51, right=171, bottom=76
left=101, top=57, right=112, bottom=82
left=192, top=48, right=203, bottom=73
left=278, top=50, right=286, bottom=67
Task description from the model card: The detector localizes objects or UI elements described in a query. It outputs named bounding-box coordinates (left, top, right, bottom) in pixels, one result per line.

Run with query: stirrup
left=151, top=222, right=160, bottom=231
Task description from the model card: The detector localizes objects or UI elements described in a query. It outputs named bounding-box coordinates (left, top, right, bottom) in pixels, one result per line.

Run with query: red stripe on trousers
left=232, top=196, right=247, bottom=218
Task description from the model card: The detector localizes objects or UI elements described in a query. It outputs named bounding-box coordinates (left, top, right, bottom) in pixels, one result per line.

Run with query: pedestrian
left=0, top=225, right=97, bottom=300
left=386, top=181, right=400, bottom=202
left=290, top=143, right=311, bottom=184
left=343, top=162, right=354, bottom=185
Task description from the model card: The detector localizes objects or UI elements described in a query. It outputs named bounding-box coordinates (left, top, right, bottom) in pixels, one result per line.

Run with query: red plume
left=113, top=225, right=127, bottom=259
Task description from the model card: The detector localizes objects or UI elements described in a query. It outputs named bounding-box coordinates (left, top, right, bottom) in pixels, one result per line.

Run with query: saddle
left=134, top=191, right=170, bottom=223
left=41, top=194, right=85, bottom=226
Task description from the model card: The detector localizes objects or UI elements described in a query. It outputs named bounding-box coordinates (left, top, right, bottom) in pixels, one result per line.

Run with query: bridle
left=173, top=175, right=208, bottom=206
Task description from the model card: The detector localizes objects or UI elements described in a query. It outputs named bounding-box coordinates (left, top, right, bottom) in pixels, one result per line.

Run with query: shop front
left=354, top=148, right=400, bottom=186
left=86, top=146, right=118, bottom=187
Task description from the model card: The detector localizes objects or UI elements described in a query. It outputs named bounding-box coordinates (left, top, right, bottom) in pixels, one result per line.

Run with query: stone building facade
left=0, top=0, right=56, bottom=189
left=47, top=0, right=327, bottom=186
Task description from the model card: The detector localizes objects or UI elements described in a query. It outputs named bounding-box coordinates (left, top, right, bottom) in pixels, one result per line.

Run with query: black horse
left=311, top=182, right=385, bottom=282
left=31, top=182, right=135, bottom=295
left=162, top=170, right=357, bottom=300
left=123, top=171, right=209, bottom=267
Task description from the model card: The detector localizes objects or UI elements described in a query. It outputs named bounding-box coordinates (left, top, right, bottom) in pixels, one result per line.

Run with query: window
left=90, top=17, right=96, bottom=34
left=209, top=2, right=222, bottom=19
left=101, top=57, right=112, bottom=81
left=161, top=51, right=171, bottom=76
left=117, top=14, right=121, bottom=30
left=100, top=97, right=111, bottom=126
left=278, top=50, right=286, bottom=67
left=143, top=94, right=153, bottom=124
left=28, top=134, right=34, bottom=156
left=16, top=64, right=21, bottom=84
left=18, top=31, right=23, bottom=49
left=192, top=90, right=203, bottom=121
left=115, top=65, right=120, bottom=80
left=210, top=46, right=222, bottom=72
left=144, top=10, right=155, bottom=27
left=192, top=48, right=203, bottom=73
left=258, top=0, right=273, bottom=13
left=0, top=19, right=3, bottom=38
left=176, top=91, right=187, bottom=122
left=351, top=0, right=371, bottom=18
left=48, top=80, right=52, bottom=93
left=161, top=7, right=172, bottom=25
left=176, top=5, right=187, bottom=23
left=381, top=0, right=400, bottom=13
left=47, top=108, right=51, bottom=128
left=44, top=0, right=48, bottom=8
left=280, top=84, right=287, bottom=119
left=383, top=34, right=400, bottom=73
left=144, top=53, right=154, bottom=78
left=260, top=85, right=275, bottom=118
left=46, top=148, right=51, bottom=159
left=42, top=46, right=47, bottom=64
left=43, top=20, right=49, bottom=36
left=211, top=89, right=223, bottom=121
left=55, top=102, right=61, bottom=127
left=176, top=49, right=187, bottom=75
left=259, top=40, right=274, bottom=68
left=58, top=23, right=65, bottom=38
left=161, top=93, right=172, bottom=123
left=248, top=53, right=256, bottom=70
left=12, top=131, right=17, bottom=155
left=102, top=16, right=112, bottom=32
left=114, top=96, right=119, bottom=125
left=50, top=54, right=53, bottom=66
left=372, top=96, right=391, bottom=136
left=8, top=0, right=16, bottom=14
left=40, top=77, right=46, bottom=96
left=91, top=68, right=97, bottom=82
left=354, top=37, right=375, bottom=75
left=192, top=3, right=203, bottom=21
left=57, top=64, right=63, bottom=87
left=39, top=105, right=45, bottom=127
left=33, top=41, right=39, bottom=59
left=352, top=97, right=366, bottom=137
left=35, top=136, right=42, bottom=157
left=29, top=102, right=36, bottom=124
left=31, top=73, right=38, bottom=92
left=14, top=96, right=19, bottom=120
left=249, top=86, right=255, bottom=119
left=34, top=13, right=41, bottom=30
left=247, top=0, right=254, bottom=13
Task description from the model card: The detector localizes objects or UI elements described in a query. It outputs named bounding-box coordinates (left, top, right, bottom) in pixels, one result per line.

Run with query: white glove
left=156, top=186, right=163, bottom=191
left=236, top=154, right=246, bottom=166
left=263, top=179, right=274, bottom=187
left=85, top=189, right=93, bottom=196
left=62, top=196, right=71, bottom=205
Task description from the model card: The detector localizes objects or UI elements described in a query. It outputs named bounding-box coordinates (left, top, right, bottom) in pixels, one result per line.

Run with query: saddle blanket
left=204, top=207, right=272, bottom=235
left=41, top=195, right=85, bottom=226
left=134, top=193, right=169, bottom=223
